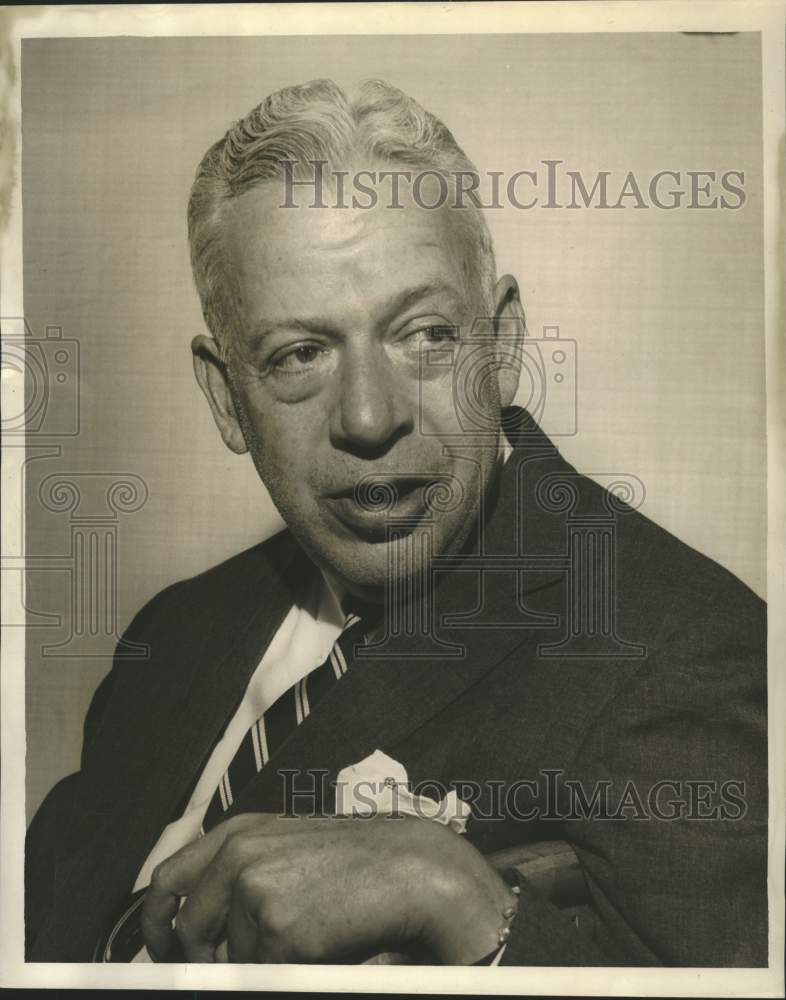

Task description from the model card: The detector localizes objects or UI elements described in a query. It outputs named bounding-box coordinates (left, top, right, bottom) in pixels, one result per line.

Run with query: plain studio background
left=20, top=33, right=765, bottom=821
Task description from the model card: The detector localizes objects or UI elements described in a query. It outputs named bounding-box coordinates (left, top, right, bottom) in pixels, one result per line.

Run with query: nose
left=330, top=338, right=413, bottom=454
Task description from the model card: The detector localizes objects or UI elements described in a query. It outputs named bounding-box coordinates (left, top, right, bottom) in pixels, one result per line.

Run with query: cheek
left=260, top=432, right=310, bottom=483
left=416, top=375, right=463, bottom=436
left=240, top=401, right=320, bottom=501
left=418, top=347, right=503, bottom=435
left=455, top=350, right=501, bottom=410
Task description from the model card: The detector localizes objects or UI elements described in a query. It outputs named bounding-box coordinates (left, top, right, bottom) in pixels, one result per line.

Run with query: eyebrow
left=247, top=280, right=462, bottom=348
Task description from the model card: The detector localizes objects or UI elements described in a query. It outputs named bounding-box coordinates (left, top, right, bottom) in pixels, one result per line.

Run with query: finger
left=226, top=873, right=268, bottom=963
left=142, top=814, right=258, bottom=960
left=175, top=829, right=272, bottom=961
left=142, top=835, right=222, bottom=959
left=140, top=886, right=181, bottom=962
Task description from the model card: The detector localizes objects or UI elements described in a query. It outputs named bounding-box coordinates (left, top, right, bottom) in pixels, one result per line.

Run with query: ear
left=491, top=274, right=526, bottom=408
left=191, top=335, right=248, bottom=455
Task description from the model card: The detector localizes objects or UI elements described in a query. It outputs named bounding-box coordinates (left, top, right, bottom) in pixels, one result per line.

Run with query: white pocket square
left=335, top=749, right=471, bottom=834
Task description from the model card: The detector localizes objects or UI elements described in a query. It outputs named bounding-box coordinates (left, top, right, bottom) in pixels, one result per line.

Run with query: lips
left=323, top=476, right=433, bottom=542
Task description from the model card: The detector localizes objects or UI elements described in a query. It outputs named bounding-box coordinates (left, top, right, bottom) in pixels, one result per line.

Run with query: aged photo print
left=1, top=2, right=784, bottom=995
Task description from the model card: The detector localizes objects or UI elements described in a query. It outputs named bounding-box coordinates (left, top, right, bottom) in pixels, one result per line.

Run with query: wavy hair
left=187, top=78, right=497, bottom=356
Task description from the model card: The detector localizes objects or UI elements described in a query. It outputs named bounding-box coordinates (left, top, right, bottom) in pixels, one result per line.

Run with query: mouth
left=322, top=476, right=434, bottom=542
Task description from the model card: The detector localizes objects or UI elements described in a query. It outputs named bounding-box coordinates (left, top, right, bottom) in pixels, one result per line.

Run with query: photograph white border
left=1, top=3, right=783, bottom=994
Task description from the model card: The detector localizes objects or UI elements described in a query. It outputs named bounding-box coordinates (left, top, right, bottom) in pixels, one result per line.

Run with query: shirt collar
left=317, top=567, right=349, bottom=628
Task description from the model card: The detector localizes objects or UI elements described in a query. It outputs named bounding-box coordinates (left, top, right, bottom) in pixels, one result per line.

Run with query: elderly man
left=26, top=79, right=767, bottom=966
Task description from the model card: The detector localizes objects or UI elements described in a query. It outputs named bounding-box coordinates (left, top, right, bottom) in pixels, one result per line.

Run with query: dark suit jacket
left=26, top=410, right=768, bottom=965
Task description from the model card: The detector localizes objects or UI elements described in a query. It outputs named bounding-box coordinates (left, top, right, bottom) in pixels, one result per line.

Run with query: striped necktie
left=94, top=606, right=371, bottom=962
left=201, top=607, right=367, bottom=832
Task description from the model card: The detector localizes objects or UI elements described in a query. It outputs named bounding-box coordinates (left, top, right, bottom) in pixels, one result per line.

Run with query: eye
left=407, top=324, right=459, bottom=344
left=272, top=343, right=328, bottom=375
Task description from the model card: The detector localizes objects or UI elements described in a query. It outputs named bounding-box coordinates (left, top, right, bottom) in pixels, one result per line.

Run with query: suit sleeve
left=499, top=595, right=768, bottom=967
left=24, top=582, right=178, bottom=957
left=24, top=669, right=117, bottom=955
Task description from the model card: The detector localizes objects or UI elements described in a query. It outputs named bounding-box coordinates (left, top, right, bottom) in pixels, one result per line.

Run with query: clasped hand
left=141, top=811, right=512, bottom=964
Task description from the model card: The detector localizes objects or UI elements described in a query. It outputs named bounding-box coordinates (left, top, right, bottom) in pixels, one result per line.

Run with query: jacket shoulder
left=82, top=530, right=302, bottom=750
left=556, top=462, right=764, bottom=636
left=124, top=529, right=298, bottom=640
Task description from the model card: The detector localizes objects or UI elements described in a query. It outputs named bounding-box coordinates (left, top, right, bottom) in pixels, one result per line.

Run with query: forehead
left=221, top=183, right=471, bottom=325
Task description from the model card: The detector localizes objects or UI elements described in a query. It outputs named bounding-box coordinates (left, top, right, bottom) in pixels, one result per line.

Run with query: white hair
left=187, top=78, right=497, bottom=355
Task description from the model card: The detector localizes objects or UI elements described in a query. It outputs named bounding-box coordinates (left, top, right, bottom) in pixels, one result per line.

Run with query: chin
left=300, top=513, right=475, bottom=603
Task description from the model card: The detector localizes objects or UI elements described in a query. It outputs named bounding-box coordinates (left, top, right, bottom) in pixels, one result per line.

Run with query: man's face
left=198, top=180, right=519, bottom=600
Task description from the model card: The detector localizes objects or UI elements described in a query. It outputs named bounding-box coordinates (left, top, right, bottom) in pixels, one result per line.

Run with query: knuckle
left=257, top=902, right=284, bottom=937
left=236, top=864, right=264, bottom=902
left=150, top=858, right=175, bottom=891
left=222, top=830, right=249, bottom=865
left=243, top=891, right=290, bottom=938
